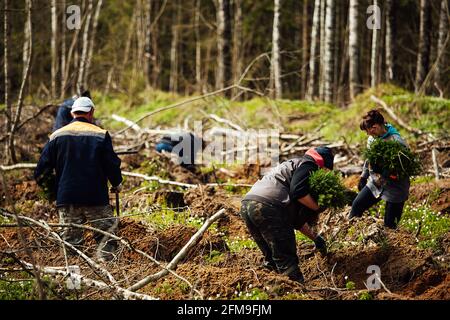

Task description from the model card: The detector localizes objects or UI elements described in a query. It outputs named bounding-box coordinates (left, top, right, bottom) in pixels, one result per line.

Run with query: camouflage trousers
left=58, top=205, right=118, bottom=258
left=240, top=200, right=301, bottom=278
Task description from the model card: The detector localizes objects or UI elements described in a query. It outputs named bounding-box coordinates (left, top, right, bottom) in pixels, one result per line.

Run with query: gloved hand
left=314, top=235, right=327, bottom=256
left=358, top=177, right=368, bottom=191
left=110, top=184, right=122, bottom=193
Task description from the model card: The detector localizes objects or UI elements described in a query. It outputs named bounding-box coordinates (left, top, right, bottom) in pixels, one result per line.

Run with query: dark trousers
left=349, top=186, right=405, bottom=229
left=240, top=200, right=300, bottom=277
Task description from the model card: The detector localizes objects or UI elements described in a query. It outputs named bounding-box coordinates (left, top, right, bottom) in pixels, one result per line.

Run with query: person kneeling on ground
left=35, top=97, right=123, bottom=262
left=155, top=131, right=202, bottom=171
left=239, top=147, right=334, bottom=284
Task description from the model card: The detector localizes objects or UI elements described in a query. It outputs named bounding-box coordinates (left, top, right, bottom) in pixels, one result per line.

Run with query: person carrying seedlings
left=35, top=97, right=123, bottom=262
left=349, top=109, right=410, bottom=229
left=53, top=90, right=91, bottom=132
left=155, top=131, right=202, bottom=171
left=239, top=147, right=334, bottom=284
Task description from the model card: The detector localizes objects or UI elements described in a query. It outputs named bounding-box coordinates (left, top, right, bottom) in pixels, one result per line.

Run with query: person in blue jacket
left=35, top=97, right=122, bottom=262
left=53, top=90, right=91, bottom=132
left=349, top=109, right=410, bottom=229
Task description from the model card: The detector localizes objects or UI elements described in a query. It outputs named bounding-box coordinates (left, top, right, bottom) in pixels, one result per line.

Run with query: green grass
left=140, top=205, right=216, bottom=231
left=225, top=236, right=257, bottom=252
left=400, top=204, right=450, bottom=250
left=91, top=84, right=448, bottom=151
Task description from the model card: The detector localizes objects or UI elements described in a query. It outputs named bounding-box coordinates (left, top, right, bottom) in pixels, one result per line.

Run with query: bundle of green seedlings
left=309, top=169, right=351, bottom=209
left=362, top=139, right=421, bottom=179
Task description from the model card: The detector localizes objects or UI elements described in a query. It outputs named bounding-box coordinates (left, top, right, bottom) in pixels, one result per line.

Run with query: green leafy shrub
left=362, top=139, right=421, bottom=179
left=309, top=169, right=348, bottom=209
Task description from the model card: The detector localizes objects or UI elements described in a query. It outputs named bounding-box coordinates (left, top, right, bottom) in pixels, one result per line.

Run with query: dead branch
left=0, top=209, right=202, bottom=298
left=122, top=171, right=252, bottom=188
left=203, top=112, right=244, bottom=131
left=432, top=148, right=440, bottom=181
left=370, top=95, right=424, bottom=136
left=111, top=114, right=142, bottom=132
left=18, top=260, right=157, bottom=300
left=127, top=208, right=226, bottom=292
left=122, top=171, right=197, bottom=188
left=0, top=210, right=120, bottom=289
left=0, top=163, right=37, bottom=171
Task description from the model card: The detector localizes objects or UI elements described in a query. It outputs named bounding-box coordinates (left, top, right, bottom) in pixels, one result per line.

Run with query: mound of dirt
left=118, top=218, right=228, bottom=262
left=183, top=186, right=240, bottom=217
left=409, top=179, right=450, bottom=214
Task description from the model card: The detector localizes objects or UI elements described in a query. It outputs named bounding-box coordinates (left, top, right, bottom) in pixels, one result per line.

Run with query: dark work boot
left=261, top=260, right=277, bottom=272
left=285, top=268, right=305, bottom=284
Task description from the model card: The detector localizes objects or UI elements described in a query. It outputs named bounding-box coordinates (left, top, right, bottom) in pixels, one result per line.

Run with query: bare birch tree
left=307, top=0, right=321, bottom=100
left=51, top=0, right=58, bottom=98
left=301, top=0, right=309, bottom=98
left=169, top=1, right=181, bottom=93
left=385, top=0, right=395, bottom=82
left=349, top=0, right=362, bottom=99
left=8, top=0, right=33, bottom=163
left=319, top=0, right=326, bottom=99
left=3, top=0, right=11, bottom=161
left=436, top=0, right=449, bottom=92
left=232, top=0, right=243, bottom=96
left=60, top=0, right=67, bottom=98
left=323, top=0, right=335, bottom=103
left=195, top=0, right=202, bottom=92
left=144, top=0, right=152, bottom=87
left=272, top=0, right=282, bottom=99
left=415, top=0, right=431, bottom=93
left=370, top=0, right=379, bottom=88
left=84, top=0, right=103, bottom=88
left=216, top=0, right=232, bottom=92
left=77, top=0, right=94, bottom=93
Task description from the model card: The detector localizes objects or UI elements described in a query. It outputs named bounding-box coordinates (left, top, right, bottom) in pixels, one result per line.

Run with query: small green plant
left=358, top=291, right=373, bottom=300
left=205, top=250, right=225, bottom=264
left=362, top=139, right=421, bottom=179
left=345, top=281, right=356, bottom=290
left=309, top=169, right=348, bottom=208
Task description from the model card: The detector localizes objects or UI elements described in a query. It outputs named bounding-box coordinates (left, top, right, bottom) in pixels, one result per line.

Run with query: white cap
left=72, top=97, right=95, bottom=113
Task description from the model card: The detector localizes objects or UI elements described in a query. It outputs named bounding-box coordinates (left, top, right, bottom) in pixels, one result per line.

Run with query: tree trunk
left=144, top=0, right=152, bottom=87
left=436, top=0, right=449, bottom=91
left=4, top=0, right=11, bottom=161
left=385, top=0, right=395, bottom=82
left=84, top=0, right=103, bottom=88
left=195, top=0, right=202, bottom=92
left=8, top=0, right=33, bottom=164
left=169, top=1, right=181, bottom=93
left=319, top=0, right=326, bottom=99
left=307, top=0, right=321, bottom=100
left=272, top=0, right=282, bottom=99
left=301, top=0, right=309, bottom=98
left=216, top=0, right=232, bottom=92
left=77, top=0, right=93, bottom=93
left=51, top=0, right=58, bottom=98
left=370, top=0, right=378, bottom=88
left=323, top=0, right=335, bottom=103
left=60, top=0, right=67, bottom=98
left=151, top=1, right=161, bottom=89
left=415, top=0, right=431, bottom=93
left=232, top=0, right=243, bottom=94
left=349, top=0, right=362, bottom=99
